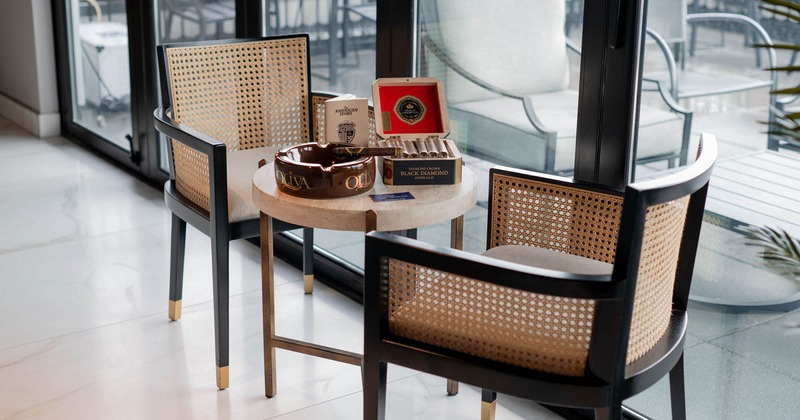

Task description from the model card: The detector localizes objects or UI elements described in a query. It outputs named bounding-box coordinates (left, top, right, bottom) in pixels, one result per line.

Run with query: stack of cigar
left=377, top=136, right=450, bottom=158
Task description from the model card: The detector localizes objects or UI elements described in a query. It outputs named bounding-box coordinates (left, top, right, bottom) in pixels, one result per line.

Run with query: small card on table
left=369, top=192, right=415, bottom=202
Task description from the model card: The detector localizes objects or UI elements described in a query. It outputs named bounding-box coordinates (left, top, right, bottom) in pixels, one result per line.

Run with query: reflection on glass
left=68, top=0, right=132, bottom=151
left=154, top=0, right=237, bottom=172
left=158, top=0, right=236, bottom=42
left=637, top=0, right=800, bottom=311
left=265, top=0, right=378, bottom=267
left=417, top=0, right=583, bottom=175
left=265, top=0, right=376, bottom=98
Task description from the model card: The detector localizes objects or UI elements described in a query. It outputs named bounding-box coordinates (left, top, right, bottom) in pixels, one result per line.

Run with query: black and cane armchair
left=363, top=134, right=718, bottom=419
left=153, top=35, right=375, bottom=389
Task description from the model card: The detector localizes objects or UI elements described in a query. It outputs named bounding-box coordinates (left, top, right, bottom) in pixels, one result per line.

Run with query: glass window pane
left=417, top=0, right=583, bottom=175
left=157, top=0, right=236, bottom=42
left=263, top=0, right=378, bottom=267
left=267, top=0, right=376, bottom=98
left=638, top=0, right=796, bottom=306
left=154, top=0, right=237, bottom=173
left=68, top=0, right=132, bottom=151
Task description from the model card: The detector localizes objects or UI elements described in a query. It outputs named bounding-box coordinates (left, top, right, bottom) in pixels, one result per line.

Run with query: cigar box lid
left=372, top=77, right=450, bottom=139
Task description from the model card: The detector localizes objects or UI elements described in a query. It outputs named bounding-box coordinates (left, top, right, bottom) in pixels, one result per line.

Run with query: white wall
left=0, top=0, right=60, bottom=137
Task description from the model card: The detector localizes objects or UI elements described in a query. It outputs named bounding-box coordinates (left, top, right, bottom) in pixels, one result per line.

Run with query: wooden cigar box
left=372, top=77, right=462, bottom=185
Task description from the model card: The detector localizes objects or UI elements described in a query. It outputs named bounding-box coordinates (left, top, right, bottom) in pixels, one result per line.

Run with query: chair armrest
left=566, top=37, right=581, bottom=55
left=366, top=231, right=616, bottom=300
left=153, top=106, right=225, bottom=156
left=153, top=106, right=228, bottom=204
left=644, top=28, right=681, bottom=99
left=520, top=97, right=558, bottom=139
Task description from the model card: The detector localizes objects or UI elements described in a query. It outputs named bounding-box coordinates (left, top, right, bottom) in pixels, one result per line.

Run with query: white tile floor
left=0, top=115, right=562, bottom=419
left=5, top=27, right=800, bottom=414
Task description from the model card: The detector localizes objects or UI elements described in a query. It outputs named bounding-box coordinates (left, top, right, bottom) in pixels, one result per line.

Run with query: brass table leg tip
left=168, top=300, right=182, bottom=321
left=481, top=400, right=497, bottom=420
left=303, top=274, right=314, bottom=294
left=446, top=379, right=459, bottom=395
left=217, top=366, right=229, bottom=390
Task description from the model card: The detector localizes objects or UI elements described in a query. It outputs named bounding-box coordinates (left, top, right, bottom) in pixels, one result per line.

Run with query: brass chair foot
left=303, top=274, right=314, bottom=294
left=217, top=366, right=229, bottom=390
left=169, top=300, right=182, bottom=321
left=481, top=399, right=497, bottom=420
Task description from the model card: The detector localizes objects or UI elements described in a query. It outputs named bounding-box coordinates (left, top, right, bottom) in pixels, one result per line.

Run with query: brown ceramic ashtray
left=274, top=142, right=376, bottom=199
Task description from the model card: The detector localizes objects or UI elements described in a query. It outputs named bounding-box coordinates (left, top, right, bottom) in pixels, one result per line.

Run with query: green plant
left=759, top=0, right=800, bottom=146
left=745, top=0, right=800, bottom=276
left=744, top=226, right=800, bottom=276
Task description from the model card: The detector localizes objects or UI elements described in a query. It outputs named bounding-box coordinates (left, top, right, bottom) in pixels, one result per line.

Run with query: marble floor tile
left=686, top=301, right=789, bottom=342
left=710, top=310, right=800, bottom=381
left=625, top=343, right=800, bottom=420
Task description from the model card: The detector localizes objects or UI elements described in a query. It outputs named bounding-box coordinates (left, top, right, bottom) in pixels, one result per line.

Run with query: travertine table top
left=252, top=162, right=477, bottom=232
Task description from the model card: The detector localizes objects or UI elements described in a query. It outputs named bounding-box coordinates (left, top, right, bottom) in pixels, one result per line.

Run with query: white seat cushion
left=483, top=244, right=613, bottom=275
left=226, top=145, right=283, bottom=222
left=429, top=0, right=570, bottom=104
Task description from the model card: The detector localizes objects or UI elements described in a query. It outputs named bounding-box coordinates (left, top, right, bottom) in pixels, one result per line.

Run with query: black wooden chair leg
left=481, top=389, right=497, bottom=420
left=669, top=353, right=687, bottom=420
left=363, top=359, right=387, bottom=420
left=302, top=227, right=314, bottom=294
left=169, top=214, right=186, bottom=321
left=594, top=405, right=622, bottom=420
left=211, top=231, right=230, bottom=390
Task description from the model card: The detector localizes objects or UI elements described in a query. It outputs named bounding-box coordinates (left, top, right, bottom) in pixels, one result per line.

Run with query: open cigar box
left=372, top=77, right=462, bottom=185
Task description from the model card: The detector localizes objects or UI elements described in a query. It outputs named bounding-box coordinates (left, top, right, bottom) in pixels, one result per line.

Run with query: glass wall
left=66, top=0, right=132, bottom=152
left=153, top=0, right=239, bottom=173
left=638, top=0, right=800, bottom=309
left=629, top=0, right=800, bottom=416
left=279, top=0, right=593, bottom=268
left=417, top=0, right=584, bottom=176
left=262, top=0, right=379, bottom=267
left=156, top=0, right=236, bottom=43
left=263, top=0, right=377, bottom=97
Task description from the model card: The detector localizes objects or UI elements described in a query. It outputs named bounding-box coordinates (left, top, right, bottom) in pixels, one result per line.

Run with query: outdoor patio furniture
left=161, top=0, right=236, bottom=41
left=644, top=0, right=779, bottom=147
left=418, top=0, right=693, bottom=175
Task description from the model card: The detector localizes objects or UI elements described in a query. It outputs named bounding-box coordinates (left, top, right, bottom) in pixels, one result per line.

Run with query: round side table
left=252, top=161, right=477, bottom=397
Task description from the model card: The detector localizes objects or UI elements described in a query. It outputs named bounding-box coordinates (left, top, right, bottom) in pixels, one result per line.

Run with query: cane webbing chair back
left=384, top=193, right=689, bottom=376
left=164, top=37, right=310, bottom=213
left=488, top=174, right=622, bottom=262
left=627, top=196, right=689, bottom=362
left=386, top=258, right=596, bottom=376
